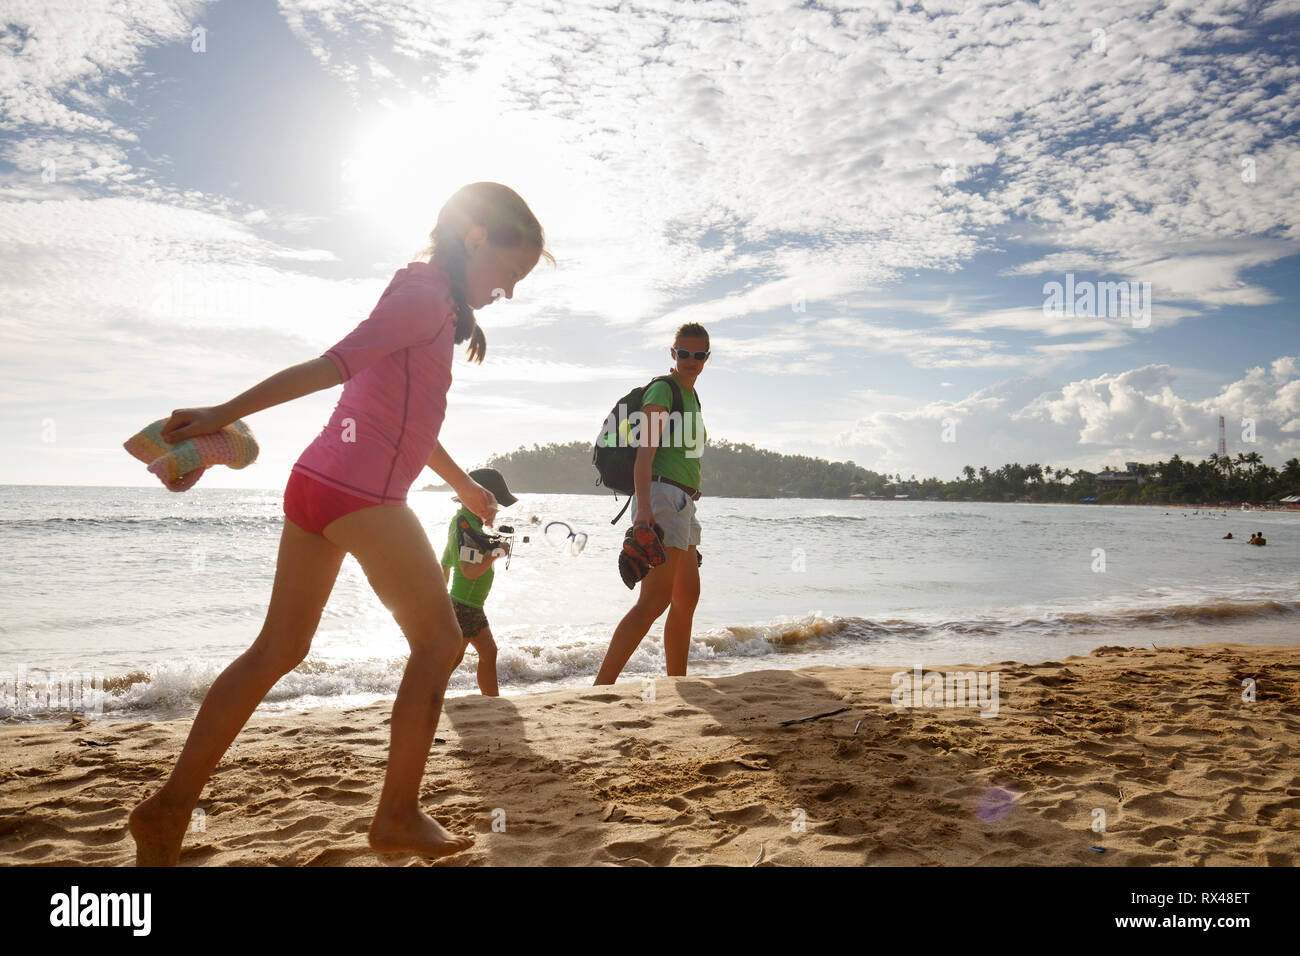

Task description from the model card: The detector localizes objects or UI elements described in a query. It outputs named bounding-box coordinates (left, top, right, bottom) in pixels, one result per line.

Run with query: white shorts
left=629, top=481, right=701, bottom=551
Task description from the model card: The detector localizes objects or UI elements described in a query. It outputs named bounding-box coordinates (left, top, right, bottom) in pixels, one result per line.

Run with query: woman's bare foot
left=128, top=792, right=192, bottom=866
left=368, top=806, right=474, bottom=859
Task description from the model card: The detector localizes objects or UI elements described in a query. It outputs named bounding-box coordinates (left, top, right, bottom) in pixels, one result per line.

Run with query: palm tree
left=1240, top=451, right=1264, bottom=500
left=1284, top=457, right=1300, bottom=488
left=1164, top=454, right=1187, bottom=483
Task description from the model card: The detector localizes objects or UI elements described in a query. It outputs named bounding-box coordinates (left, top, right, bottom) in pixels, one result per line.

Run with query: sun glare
left=339, top=87, right=574, bottom=244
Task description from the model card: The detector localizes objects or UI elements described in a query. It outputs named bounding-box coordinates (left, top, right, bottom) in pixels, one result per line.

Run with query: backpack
left=592, top=374, right=701, bottom=524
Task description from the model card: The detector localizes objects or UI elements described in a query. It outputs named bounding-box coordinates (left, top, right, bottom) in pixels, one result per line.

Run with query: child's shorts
left=451, top=598, right=489, bottom=640
left=283, top=469, right=382, bottom=536
left=627, top=481, right=701, bottom=550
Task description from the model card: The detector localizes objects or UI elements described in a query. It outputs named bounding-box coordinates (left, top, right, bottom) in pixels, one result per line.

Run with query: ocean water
left=1, top=484, right=1296, bottom=719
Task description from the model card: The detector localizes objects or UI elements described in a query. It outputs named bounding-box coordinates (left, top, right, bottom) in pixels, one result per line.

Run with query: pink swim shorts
left=283, top=469, right=382, bottom=536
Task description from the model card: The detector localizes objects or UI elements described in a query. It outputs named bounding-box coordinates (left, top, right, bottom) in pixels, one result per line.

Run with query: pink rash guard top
left=292, top=261, right=458, bottom=505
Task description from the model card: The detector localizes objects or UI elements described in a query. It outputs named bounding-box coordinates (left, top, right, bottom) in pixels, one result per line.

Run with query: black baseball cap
left=468, top=468, right=518, bottom=507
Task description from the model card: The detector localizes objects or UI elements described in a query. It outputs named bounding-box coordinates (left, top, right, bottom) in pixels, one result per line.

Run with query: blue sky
left=1, top=0, right=1298, bottom=489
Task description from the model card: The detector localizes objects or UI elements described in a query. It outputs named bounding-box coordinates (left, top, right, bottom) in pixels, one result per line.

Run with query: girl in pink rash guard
left=129, top=183, right=552, bottom=865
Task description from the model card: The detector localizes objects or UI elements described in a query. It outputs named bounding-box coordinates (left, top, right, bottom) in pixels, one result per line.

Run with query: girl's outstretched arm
left=161, top=357, right=342, bottom=443
left=427, top=441, right=498, bottom=527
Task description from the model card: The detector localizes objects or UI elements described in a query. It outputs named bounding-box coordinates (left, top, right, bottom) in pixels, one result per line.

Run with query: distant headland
left=418, top=440, right=1300, bottom=508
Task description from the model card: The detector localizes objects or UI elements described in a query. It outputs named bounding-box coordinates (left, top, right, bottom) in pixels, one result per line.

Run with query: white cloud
left=269, top=0, right=1300, bottom=329
left=1, top=0, right=1297, bottom=486
left=828, top=358, right=1300, bottom=478
left=0, top=0, right=198, bottom=137
left=450, top=354, right=646, bottom=386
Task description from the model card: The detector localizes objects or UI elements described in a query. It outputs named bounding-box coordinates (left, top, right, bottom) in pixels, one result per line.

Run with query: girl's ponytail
left=417, top=182, right=553, bottom=366
left=426, top=221, right=479, bottom=353
left=467, top=324, right=486, bottom=364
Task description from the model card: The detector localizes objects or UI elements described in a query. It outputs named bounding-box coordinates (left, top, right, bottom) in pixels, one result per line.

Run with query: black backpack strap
left=610, top=496, right=632, bottom=525
left=664, top=375, right=685, bottom=416
left=644, top=375, right=683, bottom=413
left=660, top=375, right=696, bottom=412
left=646, top=375, right=685, bottom=443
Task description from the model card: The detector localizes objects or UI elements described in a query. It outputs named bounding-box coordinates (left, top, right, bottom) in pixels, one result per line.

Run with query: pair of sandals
left=617, top=522, right=702, bottom=589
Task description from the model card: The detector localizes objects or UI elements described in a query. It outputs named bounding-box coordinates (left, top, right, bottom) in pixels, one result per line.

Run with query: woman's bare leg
left=129, top=518, right=346, bottom=865
left=594, top=548, right=683, bottom=685
left=322, top=504, right=472, bottom=858
left=663, top=545, right=700, bottom=676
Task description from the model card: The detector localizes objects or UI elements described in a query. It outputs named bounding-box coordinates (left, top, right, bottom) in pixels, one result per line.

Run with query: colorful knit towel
left=124, top=419, right=259, bottom=492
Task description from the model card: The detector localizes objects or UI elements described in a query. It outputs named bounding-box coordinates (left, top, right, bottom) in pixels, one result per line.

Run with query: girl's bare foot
left=128, top=792, right=192, bottom=866
left=368, top=807, right=474, bottom=859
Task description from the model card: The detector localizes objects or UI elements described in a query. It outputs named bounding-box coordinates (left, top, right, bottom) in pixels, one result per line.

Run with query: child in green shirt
left=441, top=468, right=518, bottom=696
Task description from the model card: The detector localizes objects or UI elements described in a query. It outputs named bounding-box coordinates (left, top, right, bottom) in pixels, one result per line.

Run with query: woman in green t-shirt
left=596, top=323, right=709, bottom=683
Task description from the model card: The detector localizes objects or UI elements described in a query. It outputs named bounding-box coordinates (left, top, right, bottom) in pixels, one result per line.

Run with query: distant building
left=1096, top=461, right=1145, bottom=491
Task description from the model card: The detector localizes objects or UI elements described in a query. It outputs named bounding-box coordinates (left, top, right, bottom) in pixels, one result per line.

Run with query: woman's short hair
left=675, top=322, right=709, bottom=344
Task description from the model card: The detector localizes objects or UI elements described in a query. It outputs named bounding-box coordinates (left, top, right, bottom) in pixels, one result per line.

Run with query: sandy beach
left=1, top=637, right=1296, bottom=866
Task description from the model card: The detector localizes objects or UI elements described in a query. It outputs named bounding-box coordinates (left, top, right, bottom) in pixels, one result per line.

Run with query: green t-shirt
left=441, top=507, right=494, bottom=607
left=641, top=374, right=707, bottom=490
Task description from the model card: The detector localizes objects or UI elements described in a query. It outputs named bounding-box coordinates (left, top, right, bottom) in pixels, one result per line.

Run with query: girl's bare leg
left=322, top=504, right=472, bottom=858
left=129, top=518, right=346, bottom=865
left=663, top=545, right=700, bottom=677
left=594, top=548, right=683, bottom=684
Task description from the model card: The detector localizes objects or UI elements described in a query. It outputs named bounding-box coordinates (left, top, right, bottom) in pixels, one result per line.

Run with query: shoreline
left=2, top=632, right=1296, bottom=866
left=6, top=482, right=1299, bottom=512
left=5, top=614, right=1298, bottom=724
